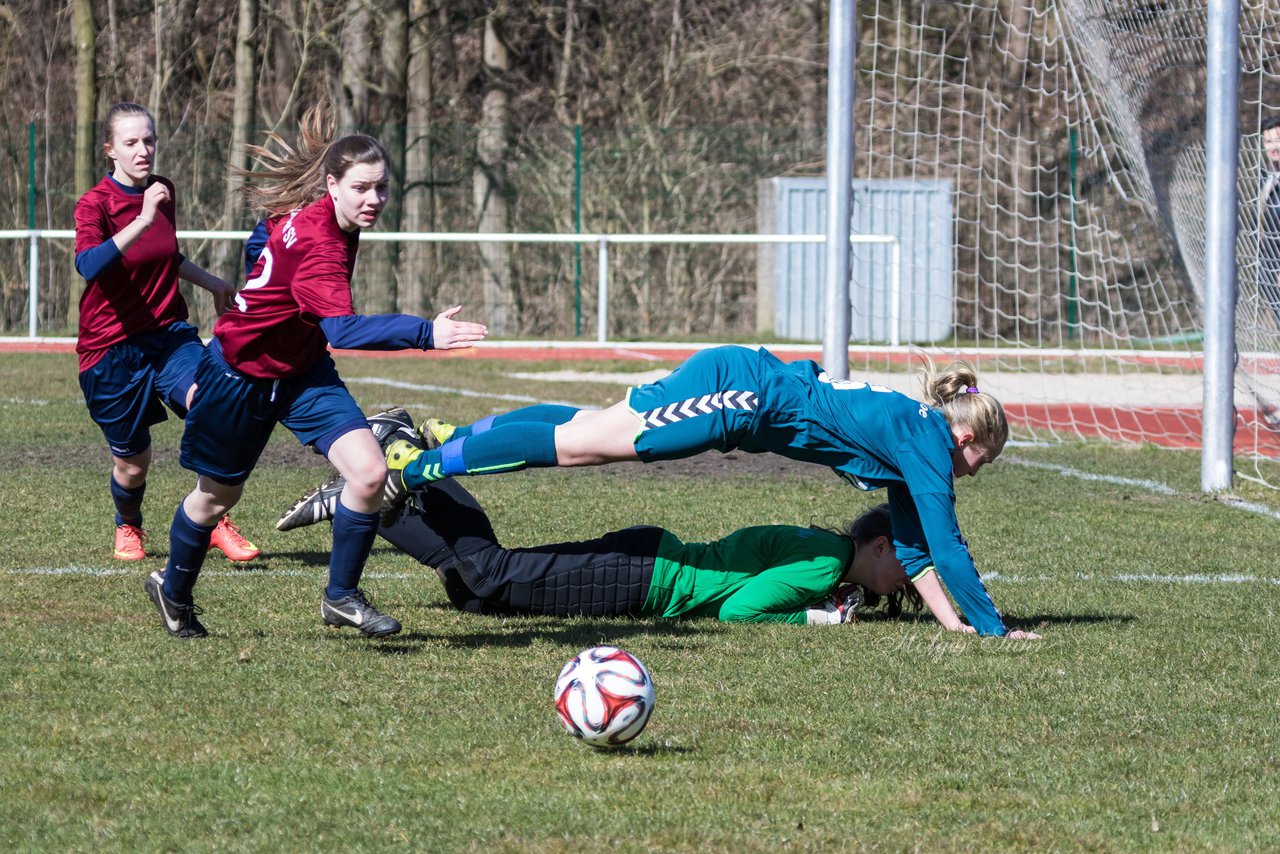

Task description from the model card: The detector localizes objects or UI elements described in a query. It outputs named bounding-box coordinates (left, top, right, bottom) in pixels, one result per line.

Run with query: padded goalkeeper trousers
left=378, top=477, right=660, bottom=617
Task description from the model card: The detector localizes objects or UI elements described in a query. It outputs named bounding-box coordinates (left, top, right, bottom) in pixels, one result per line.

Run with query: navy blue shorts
left=179, top=339, right=368, bottom=485
left=78, top=322, right=203, bottom=458
left=627, top=345, right=764, bottom=461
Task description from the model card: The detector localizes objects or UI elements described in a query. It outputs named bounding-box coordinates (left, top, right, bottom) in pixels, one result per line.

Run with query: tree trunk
left=551, top=0, right=576, bottom=126
left=400, top=0, right=434, bottom=316
left=148, top=0, right=166, bottom=115
left=338, top=0, right=371, bottom=131
left=70, top=0, right=97, bottom=328
left=367, top=0, right=408, bottom=315
left=474, top=5, right=513, bottom=335
left=213, top=0, right=258, bottom=293
left=804, top=0, right=822, bottom=132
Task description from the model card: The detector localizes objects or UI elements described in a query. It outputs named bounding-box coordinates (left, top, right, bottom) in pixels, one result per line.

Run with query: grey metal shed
left=757, top=177, right=954, bottom=343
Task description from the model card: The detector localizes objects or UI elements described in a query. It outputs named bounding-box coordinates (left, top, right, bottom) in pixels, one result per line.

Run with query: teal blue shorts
left=627, top=345, right=765, bottom=461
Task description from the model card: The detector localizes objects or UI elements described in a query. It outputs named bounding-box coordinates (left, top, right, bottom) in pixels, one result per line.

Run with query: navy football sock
left=163, top=504, right=215, bottom=605
left=325, top=502, right=380, bottom=600
left=110, top=476, right=146, bottom=527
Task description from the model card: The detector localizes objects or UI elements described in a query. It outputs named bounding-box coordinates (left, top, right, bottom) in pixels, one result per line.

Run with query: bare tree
left=474, top=1, right=513, bottom=335
left=70, top=0, right=97, bottom=327
left=364, top=0, right=409, bottom=315
left=399, top=0, right=434, bottom=316
left=338, top=0, right=372, bottom=130
left=212, top=0, right=259, bottom=288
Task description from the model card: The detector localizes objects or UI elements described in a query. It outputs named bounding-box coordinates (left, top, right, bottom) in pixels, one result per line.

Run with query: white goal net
left=850, top=0, right=1280, bottom=480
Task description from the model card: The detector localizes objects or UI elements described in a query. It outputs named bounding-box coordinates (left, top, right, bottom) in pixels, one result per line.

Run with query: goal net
left=850, top=0, right=1280, bottom=480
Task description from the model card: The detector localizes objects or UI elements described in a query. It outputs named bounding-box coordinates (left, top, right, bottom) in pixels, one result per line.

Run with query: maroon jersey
left=215, top=194, right=359, bottom=379
left=73, top=175, right=187, bottom=371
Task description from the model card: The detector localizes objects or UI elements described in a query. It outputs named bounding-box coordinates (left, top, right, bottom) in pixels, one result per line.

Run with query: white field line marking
left=507, top=369, right=669, bottom=385
left=1219, top=497, right=1280, bottom=522
left=1003, top=456, right=1178, bottom=494
left=6, top=567, right=413, bottom=580
left=1004, top=455, right=1280, bottom=521
left=611, top=348, right=666, bottom=361
left=346, top=376, right=586, bottom=409
left=983, top=571, right=1280, bottom=586
left=8, top=565, right=1277, bottom=586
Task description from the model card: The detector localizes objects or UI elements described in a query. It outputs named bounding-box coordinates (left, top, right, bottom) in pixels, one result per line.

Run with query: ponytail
left=917, top=353, right=1009, bottom=451
left=239, top=102, right=390, bottom=215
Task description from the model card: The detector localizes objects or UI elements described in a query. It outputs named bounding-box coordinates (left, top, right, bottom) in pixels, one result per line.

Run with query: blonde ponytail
left=917, top=353, right=1009, bottom=451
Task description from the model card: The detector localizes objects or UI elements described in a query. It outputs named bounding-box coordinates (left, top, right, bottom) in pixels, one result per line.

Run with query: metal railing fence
left=0, top=230, right=901, bottom=345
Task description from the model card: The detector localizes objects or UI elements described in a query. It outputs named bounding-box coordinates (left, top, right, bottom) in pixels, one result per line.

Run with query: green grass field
left=2, top=350, right=1279, bottom=852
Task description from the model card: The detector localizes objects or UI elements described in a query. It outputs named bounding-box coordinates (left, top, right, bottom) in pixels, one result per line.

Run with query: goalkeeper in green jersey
left=377, top=477, right=919, bottom=625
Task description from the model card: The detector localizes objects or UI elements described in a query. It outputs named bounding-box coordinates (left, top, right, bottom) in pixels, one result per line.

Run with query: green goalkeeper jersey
left=641, top=525, right=851, bottom=624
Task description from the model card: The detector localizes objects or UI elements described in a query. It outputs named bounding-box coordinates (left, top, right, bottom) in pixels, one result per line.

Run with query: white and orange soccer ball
left=553, top=646, right=655, bottom=748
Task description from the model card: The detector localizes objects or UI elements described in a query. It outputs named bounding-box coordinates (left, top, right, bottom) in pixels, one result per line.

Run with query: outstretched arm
left=909, top=568, right=975, bottom=633
left=319, top=307, right=488, bottom=352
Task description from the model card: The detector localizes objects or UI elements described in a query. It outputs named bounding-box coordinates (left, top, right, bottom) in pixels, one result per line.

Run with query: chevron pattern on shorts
left=639, top=390, right=758, bottom=428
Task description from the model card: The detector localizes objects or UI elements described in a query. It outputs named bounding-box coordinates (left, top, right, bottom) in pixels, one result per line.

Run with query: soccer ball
left=553, top=646, right=655, bottom=748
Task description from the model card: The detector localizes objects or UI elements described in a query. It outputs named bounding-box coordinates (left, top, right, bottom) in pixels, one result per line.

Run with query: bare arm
left=910, top=568, right=975, bottom=633
left=912, top=568, right=1041, bottom=639
left=178, top=258, right=234, bottom=316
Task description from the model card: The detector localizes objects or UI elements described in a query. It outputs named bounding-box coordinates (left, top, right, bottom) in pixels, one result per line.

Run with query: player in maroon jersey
left=144, top=105, right=487, bottom=639
left=74, top=102, right=260, bottom=565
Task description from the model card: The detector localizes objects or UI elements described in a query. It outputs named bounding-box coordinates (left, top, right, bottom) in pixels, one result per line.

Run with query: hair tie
left=965, top=386, right=980, bottom=394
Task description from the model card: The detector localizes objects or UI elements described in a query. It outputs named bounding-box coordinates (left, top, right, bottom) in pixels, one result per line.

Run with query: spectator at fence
left=73, top=102, right=260, bottom=565
left=1258, top=116, right=1280, bottom=334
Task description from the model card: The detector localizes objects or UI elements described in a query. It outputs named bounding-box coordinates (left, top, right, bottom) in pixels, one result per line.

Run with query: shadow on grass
left=582, top=742, right=697, bottom=757
left=857, top=611, right=1136, bottom=629
left=321, top=619, right=711, bottom=656
left=1006, top=612, right=1136, bottom=629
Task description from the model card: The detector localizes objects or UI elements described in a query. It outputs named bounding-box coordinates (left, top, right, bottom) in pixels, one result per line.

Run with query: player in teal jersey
left=382, top=345, right=1039, bottom=639
left=377, top=477, right=918, bottom=624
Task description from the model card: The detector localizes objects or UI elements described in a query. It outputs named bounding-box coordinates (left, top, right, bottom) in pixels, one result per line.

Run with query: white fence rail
left=0, top=230, right=900, bottom=345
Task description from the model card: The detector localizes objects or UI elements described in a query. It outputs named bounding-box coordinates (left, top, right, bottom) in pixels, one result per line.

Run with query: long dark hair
left=839, top=503, right=923, bottom=617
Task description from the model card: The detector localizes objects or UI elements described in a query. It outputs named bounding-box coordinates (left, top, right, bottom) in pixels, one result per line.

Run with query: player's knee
left=113, top=451, right=150, bottom=484
left=344, top=460, right=388, bottom=500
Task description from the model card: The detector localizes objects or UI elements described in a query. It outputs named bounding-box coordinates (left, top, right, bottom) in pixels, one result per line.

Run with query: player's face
left=1264, top=127, right=1280, bottom=171
left=327, top=162, right=390, bottom=232
left=104, top=115, right=156, bottom=188
left=863, top=538, right=909, bottom=596
left=951, top=426, right=998, bottom=478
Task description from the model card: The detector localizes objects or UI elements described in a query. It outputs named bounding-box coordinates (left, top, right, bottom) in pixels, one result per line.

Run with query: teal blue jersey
left=629, top=346, right=1006, bottom=635
left=641, top=526, right=851, bottom=623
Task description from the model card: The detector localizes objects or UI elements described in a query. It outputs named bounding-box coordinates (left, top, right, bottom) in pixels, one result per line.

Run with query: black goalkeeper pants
left=378, top=478, right=660, bottom=618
